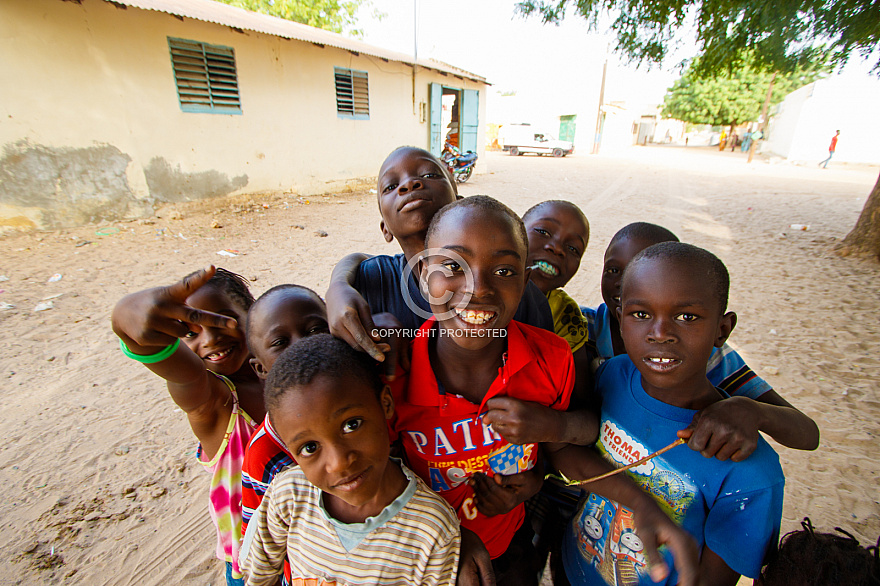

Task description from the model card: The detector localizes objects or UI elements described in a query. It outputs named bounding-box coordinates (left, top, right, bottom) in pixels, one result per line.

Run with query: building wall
left=0, top=0, right=486, bottom=231
left=764, top=77, right=880, bottom=165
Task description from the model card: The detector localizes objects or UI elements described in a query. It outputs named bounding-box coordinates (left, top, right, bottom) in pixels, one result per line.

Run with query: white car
left=499, top=124, right=574, bottom=157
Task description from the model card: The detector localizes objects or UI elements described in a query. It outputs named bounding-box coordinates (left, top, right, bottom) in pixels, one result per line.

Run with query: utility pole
left=592, top=57, right=607, bottom=155
left=412, top=0, right=418, bottom=112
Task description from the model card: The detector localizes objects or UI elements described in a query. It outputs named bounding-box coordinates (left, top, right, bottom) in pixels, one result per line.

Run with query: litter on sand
left=95, top=227, right=120, bottom=236
left=33, top=301, right=54, bottom=312
left=216, top=249, right=240, bottom=257
left=1, top=303, right=15, bottom=311
left=48, top=274, right=62, bottom=283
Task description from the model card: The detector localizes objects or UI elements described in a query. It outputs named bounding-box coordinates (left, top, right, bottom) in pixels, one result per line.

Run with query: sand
left=1, top=146, right=878, bottom=585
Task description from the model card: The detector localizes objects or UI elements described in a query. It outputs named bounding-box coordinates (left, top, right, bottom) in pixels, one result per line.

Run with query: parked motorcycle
left=441, top=142, right=477, bottom=183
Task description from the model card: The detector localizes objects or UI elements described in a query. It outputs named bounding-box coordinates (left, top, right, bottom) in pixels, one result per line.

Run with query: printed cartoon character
left=576, top=493, right=614, bottom=563
left=609, top=507, right=648, bottom=586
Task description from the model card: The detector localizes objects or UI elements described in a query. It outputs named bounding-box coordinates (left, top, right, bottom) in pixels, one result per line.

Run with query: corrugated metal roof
left=109, top=0, right=487, bottom=83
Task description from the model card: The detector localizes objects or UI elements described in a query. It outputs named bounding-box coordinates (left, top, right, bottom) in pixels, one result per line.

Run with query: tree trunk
left=837, top=172, right=880, bottom=261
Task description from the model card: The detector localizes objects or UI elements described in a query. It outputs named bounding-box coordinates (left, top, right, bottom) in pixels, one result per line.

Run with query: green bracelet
left=119, top=338, right=180, bottom=364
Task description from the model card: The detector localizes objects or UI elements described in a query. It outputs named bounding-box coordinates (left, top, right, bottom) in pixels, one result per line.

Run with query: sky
left=355, top=0, right=879, bottom=136
left=356, top=0, right=689, bottom=130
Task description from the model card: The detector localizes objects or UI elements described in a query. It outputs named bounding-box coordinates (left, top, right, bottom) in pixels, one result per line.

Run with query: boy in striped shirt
left=240, top=335, right=460, bottom=586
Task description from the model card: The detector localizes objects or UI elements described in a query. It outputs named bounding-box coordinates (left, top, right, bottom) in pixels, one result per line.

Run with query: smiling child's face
left=422, top=206, right=528, bottom=351
left=377, top=148, right=457, bottom=248
left=272, top=374, right=396, bottom=516
left=183, top=286, right=249, bottom=376
left=601, top=235, right=658, bottom=319
left=619, top=256, right=734, bottom=406
left=247, top=289, right=329, bottom=379
left=525, top=202, right=588, bottom=293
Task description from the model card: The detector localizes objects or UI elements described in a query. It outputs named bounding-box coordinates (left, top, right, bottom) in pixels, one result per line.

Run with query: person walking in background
left=819, top=130, right=840, bottom=168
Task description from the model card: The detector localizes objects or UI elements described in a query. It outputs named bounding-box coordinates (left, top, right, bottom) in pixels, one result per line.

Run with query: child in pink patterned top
left=112, top=266, right=262, bottom=586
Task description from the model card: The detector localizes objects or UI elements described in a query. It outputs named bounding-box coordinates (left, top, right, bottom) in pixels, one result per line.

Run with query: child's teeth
left=650, top=357, right=674, bottom=364
left=536, top=261, right=558, bottom=276
left=456, top=308, right=494, bottom=325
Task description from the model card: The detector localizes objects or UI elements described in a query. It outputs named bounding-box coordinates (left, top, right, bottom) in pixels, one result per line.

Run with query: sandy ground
left=1, top=146, right=878, bottom=585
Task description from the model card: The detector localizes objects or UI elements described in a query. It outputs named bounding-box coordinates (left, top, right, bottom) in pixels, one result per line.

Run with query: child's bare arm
left=456, top=528, right=495, bottom=586
left=678, top=392, right=819, bottom=461
left=483, top=397, right=599, bottom=446
left=111, top=267, right=238, bottom=455
left=325, top=253, right=387, bottom=361
left=698, top=546, right=741, bottom=586
left=546, top=442, right=701, bottom=586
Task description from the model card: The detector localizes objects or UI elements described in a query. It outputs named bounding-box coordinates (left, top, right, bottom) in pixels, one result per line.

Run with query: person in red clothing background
left=820, top=130, right=840, bottom=168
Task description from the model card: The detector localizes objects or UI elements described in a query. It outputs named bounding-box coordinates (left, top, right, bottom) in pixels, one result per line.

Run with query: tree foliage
left=515, top=0, right=880, bottom=77
left=214, top=0, right=371, bottom=36
left=661, top=59, right=822, bottom=127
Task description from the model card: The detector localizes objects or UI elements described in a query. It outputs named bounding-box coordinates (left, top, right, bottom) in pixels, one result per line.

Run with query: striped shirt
left=240, top=461, right=460, bottom=586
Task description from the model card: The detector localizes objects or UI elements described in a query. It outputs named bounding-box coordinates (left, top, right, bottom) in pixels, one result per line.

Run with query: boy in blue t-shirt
left=555, top=242, right=785, bottom=585
left=585, top=222, right=819, bottom=459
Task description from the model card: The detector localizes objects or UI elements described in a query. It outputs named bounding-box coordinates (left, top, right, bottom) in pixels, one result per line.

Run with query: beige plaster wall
left=0, top=0, right=486, bottom=231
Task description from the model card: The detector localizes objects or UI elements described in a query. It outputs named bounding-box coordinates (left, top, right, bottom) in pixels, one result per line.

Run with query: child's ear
left=250, top=357, right=269, bottom=380
left=379, top=384, right=395, bottom=419
left=417, top=256, right=428, bottom=294
left=380, top=219, right=394, bottom=243
left=715, top=311, right=737, bottom=347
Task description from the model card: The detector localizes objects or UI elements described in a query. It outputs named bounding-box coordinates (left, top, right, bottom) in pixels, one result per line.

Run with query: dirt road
left=1, top=146, right=878, bottom=585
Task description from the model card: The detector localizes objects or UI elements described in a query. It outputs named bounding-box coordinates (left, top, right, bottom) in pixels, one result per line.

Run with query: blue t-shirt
left=582, top=304, right=771, bottom=399
left=562, top=356, right=784, bottom=585
left=354, top=253, right=554, bottom=332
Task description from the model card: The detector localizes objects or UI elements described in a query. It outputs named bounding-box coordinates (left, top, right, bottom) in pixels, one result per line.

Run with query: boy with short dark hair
left=555, top=242, right=785, bottom=585
left=326, top=146, right=553, bottom=368
left=240, top=335, right=460, bottom=586
left=239, top=284, right=330, bottom=586
left=588, top=222, right=819, bottom=458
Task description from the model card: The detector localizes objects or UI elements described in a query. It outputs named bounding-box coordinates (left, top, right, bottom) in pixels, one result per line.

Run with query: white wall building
left=763, top=76, right=880, bottom=165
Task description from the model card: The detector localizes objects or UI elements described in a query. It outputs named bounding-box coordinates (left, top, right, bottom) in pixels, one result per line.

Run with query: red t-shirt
left=388, top=318, right=574, bottom=558
left=830, top=135, right=839, bottom=152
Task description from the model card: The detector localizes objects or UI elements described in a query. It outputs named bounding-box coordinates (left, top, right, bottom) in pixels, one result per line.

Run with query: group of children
left=111, top=146, right=877, bottom=586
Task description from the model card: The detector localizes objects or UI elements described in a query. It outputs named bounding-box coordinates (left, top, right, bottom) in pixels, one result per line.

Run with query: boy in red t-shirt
left=386, top=195, right=574, bottom=584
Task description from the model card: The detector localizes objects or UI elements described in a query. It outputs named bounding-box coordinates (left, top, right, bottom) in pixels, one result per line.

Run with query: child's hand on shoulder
left=483, top=397, right=564, bottom=444
left=468, top=467, right=542, bottom=517
left=677, top=396, right=761, bottom=462
left=111, top=266, right=237, bottom=351
left=325, top=280, right=388, bottom=363
left=370, top=312, right=412, bottom=379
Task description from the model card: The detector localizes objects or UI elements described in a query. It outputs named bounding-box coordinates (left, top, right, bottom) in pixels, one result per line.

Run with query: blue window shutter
left=460, top=89, right=479, bottom=153
left=429, top=83, right=442, bottom=156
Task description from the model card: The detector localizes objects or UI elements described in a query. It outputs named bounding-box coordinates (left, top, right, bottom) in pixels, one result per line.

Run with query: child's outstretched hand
left=468, top=465, right=543, bottom=518
left=112, top=266, right=237, bottom=351
left=677, top=396, right=761, bottom=462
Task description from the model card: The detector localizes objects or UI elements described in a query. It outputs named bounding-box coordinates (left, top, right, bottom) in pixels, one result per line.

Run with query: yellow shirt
left=546, top=288, right=589, bottom=353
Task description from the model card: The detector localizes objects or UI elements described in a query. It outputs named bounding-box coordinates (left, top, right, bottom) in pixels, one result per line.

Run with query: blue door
left=460, top=89, right=479, bottom=153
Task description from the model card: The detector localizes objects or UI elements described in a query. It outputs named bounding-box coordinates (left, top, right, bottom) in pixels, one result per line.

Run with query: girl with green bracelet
left=112, top=266, right=261, bottom=586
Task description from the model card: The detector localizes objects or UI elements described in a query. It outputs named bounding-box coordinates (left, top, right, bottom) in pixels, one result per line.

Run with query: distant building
left=1, top=0, right=487, bottom=231
left=763, top=77, right=880, bottom=165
